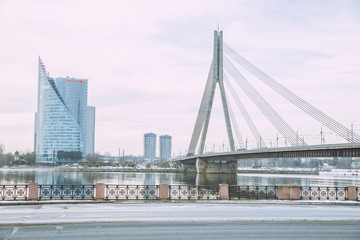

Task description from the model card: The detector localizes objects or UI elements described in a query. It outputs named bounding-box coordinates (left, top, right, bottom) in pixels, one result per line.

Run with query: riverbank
left=54, top=167, right=196, bottom=173
left=52, top=166, right=320, bottom=175
left=237, top=169, right=319, bottom=175
left=4, top=166, right=360, bottom=176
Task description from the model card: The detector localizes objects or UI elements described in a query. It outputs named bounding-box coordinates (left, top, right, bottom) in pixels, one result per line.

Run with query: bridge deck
left=179, top=143, right=360, bottom=165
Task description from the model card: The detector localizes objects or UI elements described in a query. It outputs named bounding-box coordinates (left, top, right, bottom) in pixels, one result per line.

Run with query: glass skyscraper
left=160, top=135, right=172, bottom=161
left=144, top=133, right=156, bottom=160
left=34, top=58, right=95, bottom=165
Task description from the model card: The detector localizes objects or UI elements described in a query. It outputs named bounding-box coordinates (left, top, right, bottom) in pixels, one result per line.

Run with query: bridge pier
left=196, top=158, right=237, bottom=174
left=196, top=172, right=237, bottom=185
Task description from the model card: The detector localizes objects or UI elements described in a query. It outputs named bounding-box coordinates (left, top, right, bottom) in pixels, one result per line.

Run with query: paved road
left=0, top=201, right=359, bottom=239
left=1, top=222, right=360, bottom=240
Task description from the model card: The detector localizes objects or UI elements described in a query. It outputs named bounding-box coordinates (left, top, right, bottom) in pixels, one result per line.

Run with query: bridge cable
left=224, top=73, right=267, bottom=148
left=223, top=43, right=343, bottom=133
left=226, top=92, right=246, bottom=149
left=225, top=62, right=302, bottom=146
left=224, top=56, right=306, bottom=146
left=224, top=57, right=302, bottom=146
left=223, top=43, right=360, bottom=143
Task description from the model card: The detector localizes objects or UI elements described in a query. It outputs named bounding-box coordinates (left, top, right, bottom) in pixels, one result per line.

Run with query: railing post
left=276, top=184, right=301, bottom=200
left=159, top=184, right=168, bottom=200
left=347, top=186, right=357, bottom=201
left=28, top=183, right=38, bottom=201
left=219, top=184, right=229, bottom=200
left=95, top=183, right=105, bottom=200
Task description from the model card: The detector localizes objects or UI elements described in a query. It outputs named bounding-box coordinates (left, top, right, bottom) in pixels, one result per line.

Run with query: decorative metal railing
left=229, top=186, right=277, bottom=200
left=0, top=184, right=358, bottom=201
left=105, top=185, right=158, bottom=200
left=0, top=185, right=28, bottom=201
left=300, top=186, right=347, bottom=201
left=38, top=185, right=95, bottom=200
left=169, top=185, right=219, bottom=200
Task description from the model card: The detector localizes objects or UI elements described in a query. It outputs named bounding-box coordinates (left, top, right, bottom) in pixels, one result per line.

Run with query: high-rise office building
left=144, top=133, right=156, bottom=159
left=160, top=135, right=172, bottom=161
left=86, top=106, right=96, bottom=156
left=34, top=58, right=95, bottom=165
left=55, top=77, right=88, bottom=157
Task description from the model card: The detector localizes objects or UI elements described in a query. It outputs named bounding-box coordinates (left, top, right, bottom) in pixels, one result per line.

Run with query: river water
left=1, top=168, right=360, bottom=186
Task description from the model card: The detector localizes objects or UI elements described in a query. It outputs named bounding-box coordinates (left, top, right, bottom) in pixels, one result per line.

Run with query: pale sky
left=1, top=0, right=360, bottom=156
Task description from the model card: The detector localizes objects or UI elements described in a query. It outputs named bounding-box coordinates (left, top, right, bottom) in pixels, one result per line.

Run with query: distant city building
left=160, top=135, right=172, bottom=161
left=144, top=133, right=156, bottom=159
left=34, top=58, right=95, bottom=165
left=86, top=106, right=96, bottom=156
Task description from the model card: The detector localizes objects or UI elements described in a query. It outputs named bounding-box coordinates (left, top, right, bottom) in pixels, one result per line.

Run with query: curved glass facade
left=35, top=58, right=94, bottom=165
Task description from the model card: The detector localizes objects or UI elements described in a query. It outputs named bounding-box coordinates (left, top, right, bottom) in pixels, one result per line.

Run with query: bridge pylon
left=188, top=30, right=235, bottom=156
left=182, top=29, right=360, bottom=174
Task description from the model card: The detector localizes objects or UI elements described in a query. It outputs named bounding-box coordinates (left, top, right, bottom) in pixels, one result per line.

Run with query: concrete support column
left=159, top=184, right=168, bottom=200
left=219, top=184, right=229, bottom=200
left=196, top=158, right=237, bottom=174
left=276, top=184, right=301, bottom=200
left=96, top=183, right=105, bottom=200
left=28, top=183, right=38, bottom=201
left=347, top=186, right=357, bottom=201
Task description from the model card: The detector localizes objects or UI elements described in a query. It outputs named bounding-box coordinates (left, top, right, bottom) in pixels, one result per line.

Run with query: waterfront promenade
left=0, top=201, right=359, bottom=239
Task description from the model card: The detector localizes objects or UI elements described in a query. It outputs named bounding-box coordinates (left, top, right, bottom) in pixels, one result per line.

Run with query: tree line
left=0, top=144, right=36, bottom=166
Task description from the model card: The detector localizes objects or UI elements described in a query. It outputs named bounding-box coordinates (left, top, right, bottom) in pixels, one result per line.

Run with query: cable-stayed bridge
left=179, top=30, right=360, bottom=173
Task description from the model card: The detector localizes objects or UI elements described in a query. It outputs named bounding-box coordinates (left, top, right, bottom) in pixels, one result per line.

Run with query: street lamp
left=296, top=129, right=300, bottom=146
left=320, top=127, right=324, bottom=145
left=351, top=121, right=356, bottom=143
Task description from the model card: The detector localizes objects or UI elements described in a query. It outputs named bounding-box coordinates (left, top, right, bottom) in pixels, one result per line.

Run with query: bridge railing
left=105, top=185, right=158, bottom=200
left=229, top=186, right=277, bottom=200
left=0, top=184, right=359, bottom=201
left=0, top=185, right=28, bottom=201
left=300, top=186, right=347, bottom=201
left=38, top=185, right=95, bottom=200
left=169, top=185, right=219, bottom=200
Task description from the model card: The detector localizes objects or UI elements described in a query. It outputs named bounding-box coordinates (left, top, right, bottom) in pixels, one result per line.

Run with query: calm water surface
left=1, top=168, right=360, bottom=186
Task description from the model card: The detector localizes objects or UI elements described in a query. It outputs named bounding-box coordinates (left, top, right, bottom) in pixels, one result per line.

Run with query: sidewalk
left=1, top=201, right=360, bottom=226
left=1, top=201, right=359, bottom=240
left=1, top=199, right=360, bottom=206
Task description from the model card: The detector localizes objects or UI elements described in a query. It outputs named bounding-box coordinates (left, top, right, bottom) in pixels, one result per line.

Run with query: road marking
left=11, top=227, right=18, bottom=235
left=56, top=226, right=63, bottom=230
